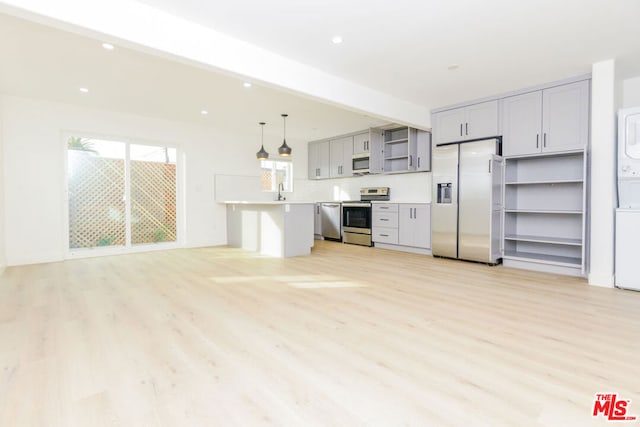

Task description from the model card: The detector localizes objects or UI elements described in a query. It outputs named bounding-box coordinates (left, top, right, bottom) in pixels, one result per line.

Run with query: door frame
left=62, top=131, right=184, bottom=259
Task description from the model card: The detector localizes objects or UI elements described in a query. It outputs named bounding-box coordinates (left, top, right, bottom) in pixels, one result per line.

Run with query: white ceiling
left=1, top=0, right=640, bottom=143
left=137, top=0, right=640, bottom=107
left=0, top=13, right=389, bottom=141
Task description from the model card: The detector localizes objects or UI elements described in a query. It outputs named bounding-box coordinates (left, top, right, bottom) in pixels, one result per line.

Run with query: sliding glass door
left=67, top=137, right=178, bottom=254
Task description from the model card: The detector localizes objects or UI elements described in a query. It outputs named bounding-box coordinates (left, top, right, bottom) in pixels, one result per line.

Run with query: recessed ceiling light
left=243, top=82, right=252, bottom=88
left=79, top=87, right=89, bottom=93
left=448, top=64, right=460, bottom=70
left=201, top=110, right=208, bottom=115
left=331, top=36, right=343, bottom=44
left=102, top=43, right=115, bottom=50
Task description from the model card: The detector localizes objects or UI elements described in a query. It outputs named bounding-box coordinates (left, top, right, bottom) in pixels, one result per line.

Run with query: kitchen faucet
left=277, top=183, right=286, bottom=201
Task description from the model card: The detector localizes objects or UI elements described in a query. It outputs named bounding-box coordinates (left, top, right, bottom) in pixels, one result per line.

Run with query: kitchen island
left=225, top=201, right=315, bottom=257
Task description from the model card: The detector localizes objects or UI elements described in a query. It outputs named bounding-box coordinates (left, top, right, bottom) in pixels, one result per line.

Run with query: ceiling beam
left=0, top=0, right=431, bottom=129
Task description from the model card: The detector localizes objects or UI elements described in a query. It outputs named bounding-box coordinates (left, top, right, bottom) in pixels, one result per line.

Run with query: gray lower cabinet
left=372, top=203, right=431, bottom=252
left=308, top=140, right=329, bottom=179
left=398, top=204, right=431, bottom=248
left=502, top=80, right=590, bottom=157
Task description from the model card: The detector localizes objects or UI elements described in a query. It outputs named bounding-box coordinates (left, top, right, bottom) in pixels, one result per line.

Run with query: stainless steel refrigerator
left=432, top=138, right=503, bottom=264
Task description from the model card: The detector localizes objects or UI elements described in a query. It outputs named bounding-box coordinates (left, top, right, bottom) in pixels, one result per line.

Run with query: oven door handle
left=342, top=202, right=371, bottom=207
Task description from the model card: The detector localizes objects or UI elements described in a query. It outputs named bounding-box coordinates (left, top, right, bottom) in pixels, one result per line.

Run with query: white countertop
left=222, top=200, right=316, bottom=205
left=372, top=201, right=432, bottom=204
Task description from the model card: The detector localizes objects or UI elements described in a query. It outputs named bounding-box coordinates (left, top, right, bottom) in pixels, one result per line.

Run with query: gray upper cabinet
left=369, top=130, right=384, bottom=174
left=433, top=100, right=499, bottom=145
left=329, top=136, right=353, bottom=178
left=502, top=91, right=543, bottom=157
left=542, top=81, right=590, bottom=154
left=353, top=132, right=370, bottom=155
left=502, top=80, right=590, bottom=157
left=415, top=130, right=432, bottom=172
left=308, top=140, right=330, bottom=179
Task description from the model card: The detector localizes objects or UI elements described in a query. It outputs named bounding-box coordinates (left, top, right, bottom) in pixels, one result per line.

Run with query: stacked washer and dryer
left=616, top=107, right=640, bottom=290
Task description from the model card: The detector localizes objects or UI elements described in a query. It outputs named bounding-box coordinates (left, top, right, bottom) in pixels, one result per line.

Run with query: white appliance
left=618, top=106, right=640, bottom=208
left=615, top=107, right=640, bottom=290
left=432, top=138, right=503, bottom=264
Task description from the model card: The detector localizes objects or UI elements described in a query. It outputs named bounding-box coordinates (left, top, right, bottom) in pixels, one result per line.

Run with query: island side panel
left=259, top=205, right=286, bottom=257
left=283, top=204, right=315, bottom=257
left=226, top=204, right=285, bottom=257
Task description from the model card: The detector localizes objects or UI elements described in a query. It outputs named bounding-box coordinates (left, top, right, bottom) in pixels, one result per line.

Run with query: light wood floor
left=0, top=241, right=639, bottom=426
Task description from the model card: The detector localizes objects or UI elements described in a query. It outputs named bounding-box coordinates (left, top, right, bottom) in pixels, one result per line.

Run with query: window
left=67, top=136, right=178, bottom=251
left=260, top=160, right=293, bottom=192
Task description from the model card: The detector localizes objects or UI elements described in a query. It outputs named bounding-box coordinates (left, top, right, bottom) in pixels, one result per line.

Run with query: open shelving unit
left=382, top=127, right=417, bottom=173
left=502, top=150, right=587, bottom=276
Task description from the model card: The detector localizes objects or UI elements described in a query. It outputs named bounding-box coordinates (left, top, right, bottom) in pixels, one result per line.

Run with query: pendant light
left=256, top=122, right=269, bottom=160
left=278, top=113, right=292, bottom=157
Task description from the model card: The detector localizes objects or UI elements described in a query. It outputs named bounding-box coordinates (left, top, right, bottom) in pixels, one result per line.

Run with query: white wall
left=589, top=59, right=617, bottom=287
left=0, top=94, right=278, bottom=266
left=293, top=173, right=432, bottom=203
left=0, top=98, right=6, bottom=272
left=623, top=75, right=640, bottom=108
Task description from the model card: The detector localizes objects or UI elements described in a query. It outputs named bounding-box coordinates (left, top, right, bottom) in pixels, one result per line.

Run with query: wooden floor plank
left=0, top=240, right=638, bottom=426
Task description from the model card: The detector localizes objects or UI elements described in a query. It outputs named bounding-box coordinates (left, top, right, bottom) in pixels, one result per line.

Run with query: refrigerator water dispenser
left=437, top=183, right=453, bottom=204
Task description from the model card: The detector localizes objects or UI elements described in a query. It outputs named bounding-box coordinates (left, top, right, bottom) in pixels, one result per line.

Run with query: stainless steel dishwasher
left=321, top=202, right=342, bottom=241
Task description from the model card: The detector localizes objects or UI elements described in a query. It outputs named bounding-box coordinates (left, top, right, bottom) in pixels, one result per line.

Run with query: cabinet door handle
left=536, top=134, right=539, bottom=149
left=409, top=155, right=412, bottom=166
left=489, top=159, right=492, bottom=173
left=380, top=218, right=389, bottom=221
left=417, top=157, right=420, bottom=168
left=380, top=233, right=389, bottom=237
left=465, top=123, right=469, bottom=136
left=460, top=123, right=463, bottom=136
left=413, top=208, right=417, bottom=218
left=543, top=133, right=547, bottom=148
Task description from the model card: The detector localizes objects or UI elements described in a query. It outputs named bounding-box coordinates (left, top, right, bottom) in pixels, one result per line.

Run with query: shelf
left=505, top=179, right=583, bottom=185
left=385, top=138, right=409, bottom=145
left=505, top=209, right=582, bottom=215
left=384, top=155, right=409, bottom=160
left=503, top=251, right=582, bottom=267
left=504, top=234, right=582, bottom=246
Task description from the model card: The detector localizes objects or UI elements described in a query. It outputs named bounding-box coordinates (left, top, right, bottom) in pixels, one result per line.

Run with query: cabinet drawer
left=372, top=203, right=399, bottom=213
left=372, top=227, right=398, bottom=244
left=373, top=212, right=398, bottom=228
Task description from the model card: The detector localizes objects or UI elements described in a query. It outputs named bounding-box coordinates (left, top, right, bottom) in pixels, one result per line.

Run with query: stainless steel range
left=342, top=187, right=390, bottom=246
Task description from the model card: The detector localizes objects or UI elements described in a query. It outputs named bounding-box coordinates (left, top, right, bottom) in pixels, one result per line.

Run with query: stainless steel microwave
left=352, top=153, right=370, bottom=174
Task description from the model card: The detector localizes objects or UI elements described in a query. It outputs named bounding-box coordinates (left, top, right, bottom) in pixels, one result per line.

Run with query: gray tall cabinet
left=501, top=79, right=590, bottom=276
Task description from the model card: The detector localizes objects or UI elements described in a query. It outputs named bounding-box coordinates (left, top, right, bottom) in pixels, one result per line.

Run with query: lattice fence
left=68, top=152, right=177, bottom=249
left=68, top=152, right=126, bottom=249
left=130, top=160, right=177, bottom=244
